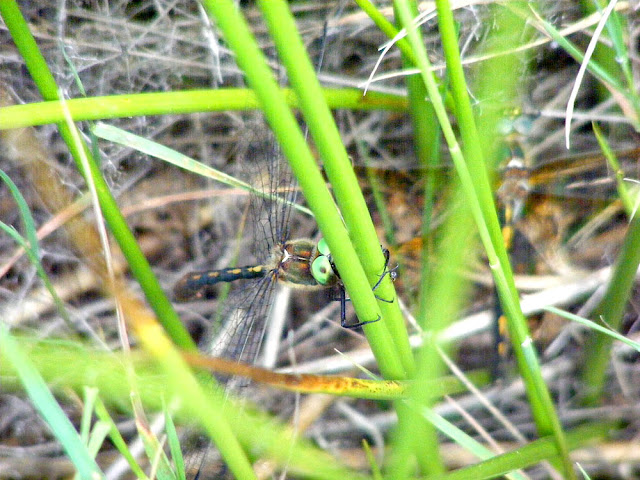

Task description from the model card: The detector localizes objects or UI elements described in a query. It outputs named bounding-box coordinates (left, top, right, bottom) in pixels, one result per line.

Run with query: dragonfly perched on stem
left=174, top=236, right=393, bottom=331
left=172, top=120, right=396, bottom=478
left=496, top=118, right=640, bottom=275
left=490, top=115, right=640, bottom=359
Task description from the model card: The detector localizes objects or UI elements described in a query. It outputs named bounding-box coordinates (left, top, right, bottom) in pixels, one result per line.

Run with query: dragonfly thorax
left=498, top=156, right=531, bottom=213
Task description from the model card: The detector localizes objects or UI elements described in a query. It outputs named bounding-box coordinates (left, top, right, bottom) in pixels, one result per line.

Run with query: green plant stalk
left=0, top=1, right=195, bottom=352
left=137, top=415, right=175, bottom=479
left=599, top=0, right=634, bottom=89
left=434, top=0, right=514, bottom=296
left=198, top=0, right=407, bottom=380
left=592, top=122, right=635, bottom=215
left=391, top=0, right=442, bottom=326
left=257, top=0, right=415, bottom=378
left=80, top=386, right=97, bottom=445
left=545, top=305, right=640, bottom=349
left=0, top=88, right=407, bottom=130
left=581, top=213, right=640, bottom=404
left=387, top=0, right=475, bottom=477
left=388, top=198, right=476, bottom=479
left=138, top=330, right=257, bottom=479
left=416, top=403, right=529, bottom=480
left=393, top=0, right=575, bottom=477
left=0, top=170, right=73, bottom=329
left=390, top=0, right=446, bottom=474
left=164, top=406, right=186, bottom=480
left=427, top=422, right=612, bottom=480
left=455, top=3, right=574, bottom=476
left=363, top=440, right=383, bottom=480
left=93, top=398, right=148, bottom=479
left=414, top=95, right=442, bottom=327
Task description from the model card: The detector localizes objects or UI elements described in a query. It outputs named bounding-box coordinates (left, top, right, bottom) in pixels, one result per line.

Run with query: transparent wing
left=246, top=122, right=297, bottom=262
left=207, top=270, right=277, bottom=365
left=203, top=118, right=294, bottom=364
left=182, top=117, right=296, bottom=479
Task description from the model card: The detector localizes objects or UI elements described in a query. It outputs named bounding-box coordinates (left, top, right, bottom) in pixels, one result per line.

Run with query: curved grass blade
left=0, top=169, right=71, bottom=326
left=93, top=122, right=312, bottom=218
left=0, top=325, right=102, bottom=478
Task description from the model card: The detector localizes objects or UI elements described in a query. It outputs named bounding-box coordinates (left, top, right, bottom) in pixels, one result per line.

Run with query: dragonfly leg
left=339, top=247, right=397, bottom=328
left=337, top=284, right=381, bottom=328
left=343, top=315, right=381, bottom=329
left=372, top=247, right=397, bottom=303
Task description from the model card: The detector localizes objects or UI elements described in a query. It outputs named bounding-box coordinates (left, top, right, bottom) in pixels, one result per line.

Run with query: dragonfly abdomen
left=173, top=265, right=268, bottom=301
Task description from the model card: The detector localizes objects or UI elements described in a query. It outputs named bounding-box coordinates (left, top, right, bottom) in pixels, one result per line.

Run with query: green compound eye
left=317, top=237, right=331, bottom=257
left=311, top=255, right=333, bottom=286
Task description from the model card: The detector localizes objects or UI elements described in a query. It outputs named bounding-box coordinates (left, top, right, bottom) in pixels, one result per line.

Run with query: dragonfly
left=173, top=123, right=394, bottom=478
left=361, top=139, right=638, bottom=275
left=354, top=120, right=639, bottom=362
left=175, top=134, right=361, bottom=358
left=174, top=235, right=390, bottom=333
left=490, top=118, right=640, bottom=358
left=496, top=125, right=639, bottom=273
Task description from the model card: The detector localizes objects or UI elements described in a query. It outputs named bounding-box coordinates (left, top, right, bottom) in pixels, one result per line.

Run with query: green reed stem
left=389, top=0, right=446, bottom=475
left=259, top=0, right=415, bottom=377
left=389, top=1, right=576, bottom=478
left=0, top=88, right=406, bottom=130
left=426, top=422, right=612, bottom=480
left=200, top=0, right=410, bottom=380
left=581, top=214, right=640, bottom=404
